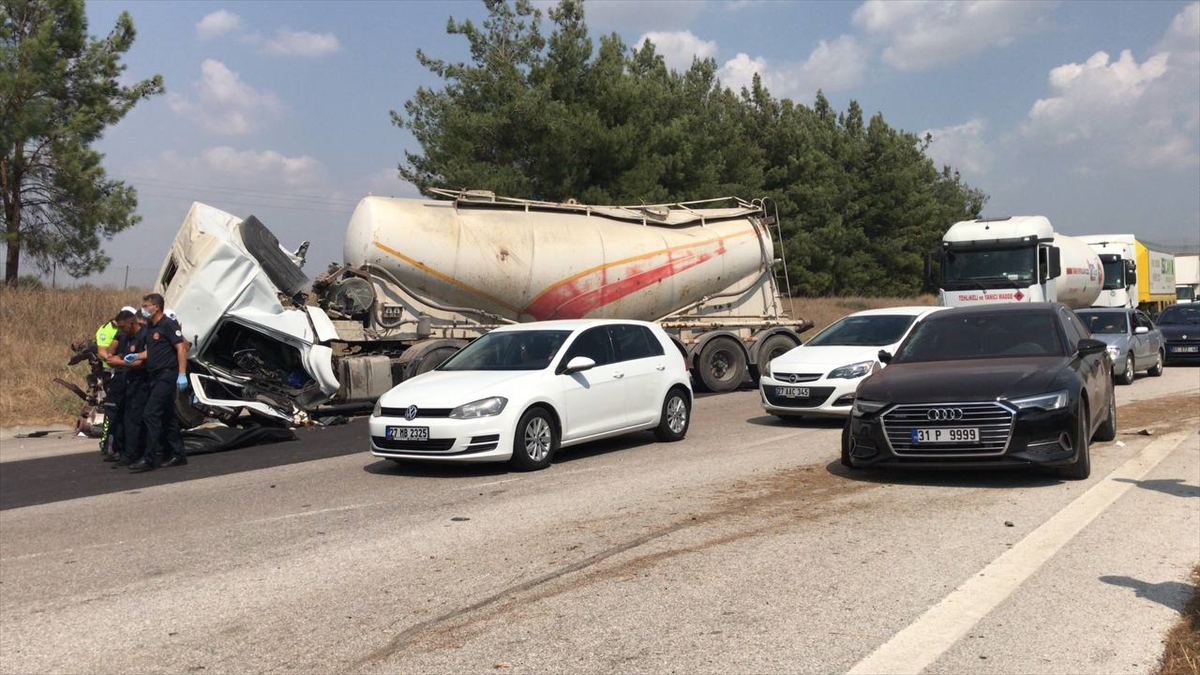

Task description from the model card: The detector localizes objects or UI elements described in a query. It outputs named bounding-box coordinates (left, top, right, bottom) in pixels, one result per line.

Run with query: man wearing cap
left=124, top=293, right=189, bottom=472
left=94, top=306, right=136, bottom=459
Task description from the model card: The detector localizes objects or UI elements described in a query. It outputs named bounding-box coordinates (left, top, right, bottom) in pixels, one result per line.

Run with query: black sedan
left=842, top=303, right=1115, bottom=480
left=1156, top=303, right=1200, bottom=365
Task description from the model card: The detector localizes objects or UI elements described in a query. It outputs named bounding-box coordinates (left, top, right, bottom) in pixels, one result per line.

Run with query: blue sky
left=62, top=0, right=1200, bottom=286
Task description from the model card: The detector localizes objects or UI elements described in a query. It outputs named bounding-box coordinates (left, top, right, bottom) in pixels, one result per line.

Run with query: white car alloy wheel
left=524, top=416, right=553, bottom=462
left=666, top=397, right=687, bottom=434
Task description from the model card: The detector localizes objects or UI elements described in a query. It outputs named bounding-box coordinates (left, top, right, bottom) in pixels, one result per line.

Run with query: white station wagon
left=369, top=319, right=692, bottom=470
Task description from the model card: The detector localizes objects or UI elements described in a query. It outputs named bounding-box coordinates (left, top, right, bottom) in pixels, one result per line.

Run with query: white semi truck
left=935, top=215, right=1103, bottom=309
left=1078, top=234, right=1176, bottom=313
left=155, top=190, right=811, bottom=423
left=1173, top=254, right=1198, bottom=304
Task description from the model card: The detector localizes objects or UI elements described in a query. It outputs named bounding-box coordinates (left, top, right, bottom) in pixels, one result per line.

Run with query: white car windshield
left=438, top=330, right=572, bottom=371
left=806, top=315, right=918, bottom=347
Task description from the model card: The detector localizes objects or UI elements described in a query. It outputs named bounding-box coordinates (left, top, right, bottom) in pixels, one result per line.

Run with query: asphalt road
left=1, top=367, right=1197, bottom=674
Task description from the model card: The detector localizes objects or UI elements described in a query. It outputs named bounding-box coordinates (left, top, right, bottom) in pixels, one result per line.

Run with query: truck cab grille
left=881, top=401, right=1015, bottom=457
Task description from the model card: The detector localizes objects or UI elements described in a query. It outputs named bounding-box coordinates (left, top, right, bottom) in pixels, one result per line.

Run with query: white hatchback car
left=759, top=306, right=945, bottom=418
left=369, top=319, right=692, bottom=471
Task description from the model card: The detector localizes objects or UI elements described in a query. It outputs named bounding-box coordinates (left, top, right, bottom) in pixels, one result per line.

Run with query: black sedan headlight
left=1008, top=390, right=1068, bottom=411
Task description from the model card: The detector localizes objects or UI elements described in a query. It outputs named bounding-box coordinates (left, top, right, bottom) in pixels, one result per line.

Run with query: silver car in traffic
left=1075, top=307, right=1165, bottom=384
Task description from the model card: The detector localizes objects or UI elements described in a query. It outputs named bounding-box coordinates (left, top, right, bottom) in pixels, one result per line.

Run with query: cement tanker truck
left=934, top=215, right=1103, bottom=310
left=156, top=189, right=811, bottom=424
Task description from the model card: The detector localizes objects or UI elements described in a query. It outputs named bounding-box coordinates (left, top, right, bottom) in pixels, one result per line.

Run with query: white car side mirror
left=562, top=356, right=597, bottom=374
left=1133, top=326, right=1149, bottom=335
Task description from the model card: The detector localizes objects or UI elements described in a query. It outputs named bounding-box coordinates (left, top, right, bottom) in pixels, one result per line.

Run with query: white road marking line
left=847, top=430, right=1195, bottom=675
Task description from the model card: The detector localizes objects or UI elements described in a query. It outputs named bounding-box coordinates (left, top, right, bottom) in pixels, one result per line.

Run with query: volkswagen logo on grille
left=405, top=405, right=419, bottom=421
left=927, top=408, right=964, bottom=421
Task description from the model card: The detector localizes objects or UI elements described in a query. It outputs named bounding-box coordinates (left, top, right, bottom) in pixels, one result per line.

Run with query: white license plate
left=1171, top=345, right=1199, bottom=353
left=386, top=426, right=429, bottom=441
left=776, top=386, right=810, bottom=398
left=911, top=427, right=979, bottom=444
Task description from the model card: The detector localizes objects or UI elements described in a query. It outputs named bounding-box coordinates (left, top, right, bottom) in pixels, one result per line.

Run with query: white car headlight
left=1105, top=345, right=1120, bottom=359
left=1009, top=390, right=1068, bottom=411
left=852, top=399, right=888, bottom=417
left=761, top=358, right=773, bottom=379
left=449, top=396, right=508, bottom=419
left=829, top=360, right=875, bottom=380
left=372, top=399, right=382, bottom=417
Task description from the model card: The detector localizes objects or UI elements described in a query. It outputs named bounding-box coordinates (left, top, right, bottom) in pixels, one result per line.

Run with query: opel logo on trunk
left=927, top=408, right=964, bottom=421
left=405, top=405, right=419, bottom=420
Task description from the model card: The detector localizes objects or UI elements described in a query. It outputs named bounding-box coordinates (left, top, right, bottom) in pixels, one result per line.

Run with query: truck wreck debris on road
left=156, top=190, right=812, bottom=424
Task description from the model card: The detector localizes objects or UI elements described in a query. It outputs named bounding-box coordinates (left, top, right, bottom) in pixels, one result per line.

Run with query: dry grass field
left=0, top=286, right=148, bottom=427
left=0, top=288, right=933, bottom=428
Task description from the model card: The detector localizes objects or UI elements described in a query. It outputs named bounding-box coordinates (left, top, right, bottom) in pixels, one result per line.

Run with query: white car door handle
left=656, top=365, right=666, bottom=371
left=613, top=373, right=625, bottom=379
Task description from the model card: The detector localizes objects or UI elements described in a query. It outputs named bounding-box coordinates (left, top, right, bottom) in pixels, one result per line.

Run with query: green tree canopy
left=394, top=0, right=987, bottom=296
left=1, top=0, right=163, bottom=285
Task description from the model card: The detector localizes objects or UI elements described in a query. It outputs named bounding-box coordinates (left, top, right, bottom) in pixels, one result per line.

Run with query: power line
left=116, top=173, right=365, bottom=207
left=136, top=192, right=354, bottom=217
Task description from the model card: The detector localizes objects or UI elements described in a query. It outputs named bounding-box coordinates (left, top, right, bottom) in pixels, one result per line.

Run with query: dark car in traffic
left=1155, top=303, right=1200, bottom=365
left=842, top=303, right=1115, bottom=480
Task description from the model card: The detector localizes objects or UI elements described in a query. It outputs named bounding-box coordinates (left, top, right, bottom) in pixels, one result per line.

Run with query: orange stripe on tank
left=372, top=241, right=521, bottom=314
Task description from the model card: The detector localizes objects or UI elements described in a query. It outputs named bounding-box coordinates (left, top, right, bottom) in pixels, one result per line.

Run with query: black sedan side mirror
left=1076, top=338, right=1107, bottom=356
left=878, top=349, right=893, bottom=365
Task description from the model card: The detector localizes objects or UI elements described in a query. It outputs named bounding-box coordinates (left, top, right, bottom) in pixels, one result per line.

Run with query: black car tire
left=695, top=337, right=748, bottom=393
left=1059, top=401, right=1092, bottom=480
left=1148, top=349, right=1164, bottom=377
left=653, top=387, right=691, bottom=442
left=509, top=407, right=558, bottom=472
left=1116, top=353, right=1135, bottom=385
left=1094, top=386, right=1116, bottom=442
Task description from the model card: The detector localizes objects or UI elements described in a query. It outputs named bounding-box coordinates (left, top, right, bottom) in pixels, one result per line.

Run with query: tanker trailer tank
left=341, top=189, right=812, bottom=392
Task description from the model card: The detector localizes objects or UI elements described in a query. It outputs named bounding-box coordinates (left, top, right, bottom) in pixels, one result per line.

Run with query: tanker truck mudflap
left=154, top=202, right=340, bottom=422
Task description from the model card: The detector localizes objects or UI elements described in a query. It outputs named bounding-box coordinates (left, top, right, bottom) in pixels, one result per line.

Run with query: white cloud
left=719, top=35, right=868, bottom=99
left=244, top=29, right=341, bottom=57
left=921, top=118, right=994, bottom=175
left=165, top=60, right=284, bottom=136
left=637, top=31, right=718, bottom=71
left=196, top=9, right=242, bottom=40
left=852, top=0, right=1054, bottom=71
left=576, top=0, right=706, bottom=31
left=199, top=147, right=321, bottom=185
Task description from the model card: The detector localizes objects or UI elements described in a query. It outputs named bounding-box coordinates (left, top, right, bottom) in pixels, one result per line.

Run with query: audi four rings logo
left=927, top=408, right=964, bottom=421
left=405, top=405, right=419, bottom=421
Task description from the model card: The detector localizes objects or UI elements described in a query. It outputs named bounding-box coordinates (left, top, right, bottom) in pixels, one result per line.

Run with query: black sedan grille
left=881, top=402, right=1015, bottom=457
left=764, top=385, right=834, bottom=408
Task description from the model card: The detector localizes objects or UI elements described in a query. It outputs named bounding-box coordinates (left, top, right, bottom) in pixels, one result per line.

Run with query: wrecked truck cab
left=155, top=202, right=340, bottom=424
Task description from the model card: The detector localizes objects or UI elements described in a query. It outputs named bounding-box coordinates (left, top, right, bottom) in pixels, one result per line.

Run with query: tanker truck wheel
left=399, top=339, right=467, bottom=380
left=753, top=334, right=799, bottom=382
left=695, top=337, right=748, bottom=393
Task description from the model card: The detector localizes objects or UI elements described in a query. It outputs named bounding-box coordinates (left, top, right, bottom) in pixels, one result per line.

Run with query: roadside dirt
left=1117, top=394, right=1200, bottom=435
left=1159, top=565, right=1200, bottom=675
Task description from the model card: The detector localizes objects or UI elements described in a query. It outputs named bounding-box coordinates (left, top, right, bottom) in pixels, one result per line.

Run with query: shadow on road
left=822, top=459, right=1063, bottom=489
left=745, top=414, right=844, bottom=429
left=1112, top=477, right=1200, bottom=498
left=365, top=432, right=659, bottom=478
left=1099, top=575, right=1198, bottom=612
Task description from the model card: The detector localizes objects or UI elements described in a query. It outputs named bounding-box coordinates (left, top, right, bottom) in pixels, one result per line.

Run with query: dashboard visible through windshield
left=942, top=246, right=1037, bottom=291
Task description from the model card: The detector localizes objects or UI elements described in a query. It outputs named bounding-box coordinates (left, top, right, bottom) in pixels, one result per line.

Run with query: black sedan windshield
left=438, top=330, right=572, bottom=371
left=807, top=314, right=918, bottom=347
left=1157, top=305, right=1200, bottom=325
left=1076, top=311, right=1128, bottom=335
left=894, top=312, right=1064, bottom=362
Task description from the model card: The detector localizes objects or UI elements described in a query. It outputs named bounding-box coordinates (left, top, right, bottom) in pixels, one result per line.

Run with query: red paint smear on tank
left=524, top=241, right=726, bottom=320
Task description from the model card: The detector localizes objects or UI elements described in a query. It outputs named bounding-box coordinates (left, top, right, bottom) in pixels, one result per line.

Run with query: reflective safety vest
left=95, top=321, right=118, bottom=370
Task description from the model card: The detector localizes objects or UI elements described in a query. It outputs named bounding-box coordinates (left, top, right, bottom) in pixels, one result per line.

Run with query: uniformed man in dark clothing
left=118, top=314, right=151, bottom=468
left=125, top=293, right=189, bottom=472
left=98, top=309, right=139, bottom=463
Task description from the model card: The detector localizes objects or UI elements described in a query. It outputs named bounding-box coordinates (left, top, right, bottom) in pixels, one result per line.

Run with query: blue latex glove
left=123, top=353, right=141, bottom=364
left=176, top=374, right=188, bottom=391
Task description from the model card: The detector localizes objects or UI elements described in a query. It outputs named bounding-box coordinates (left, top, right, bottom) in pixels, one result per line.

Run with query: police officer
left=125, top=293, right=189, bottom=472
left=100, top=310, right=141, bottom=465
left=119, top=312, right=151, bottom=468
left=94, top=306, right=135, bottom=458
